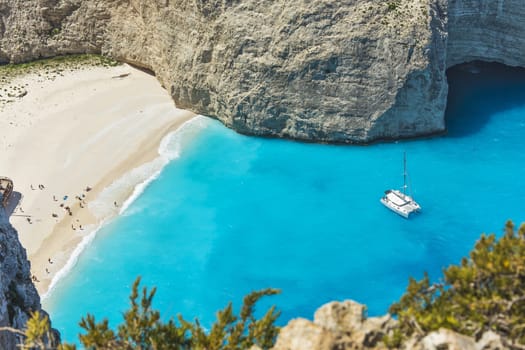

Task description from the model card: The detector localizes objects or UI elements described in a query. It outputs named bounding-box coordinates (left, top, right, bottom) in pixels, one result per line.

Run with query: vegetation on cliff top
left=0, top=55, right=119, bottom=107
left=0, top=54, right=118, bottom=82
left=387, top=220, right=525, bottom=348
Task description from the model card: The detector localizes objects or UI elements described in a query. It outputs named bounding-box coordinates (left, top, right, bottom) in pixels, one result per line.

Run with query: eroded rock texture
left=271, top=300, right=508, bottom=350
left=0, top=195, right=57, bottom=348
left=106, top=0, right=448, bottom=143
left=1, top=0, right=450, bottom=143
left=0, top=0, right=108, bottom=63
left=0, top=1, right=523, bottom=141
left=447, top=0, right=525, bottom=68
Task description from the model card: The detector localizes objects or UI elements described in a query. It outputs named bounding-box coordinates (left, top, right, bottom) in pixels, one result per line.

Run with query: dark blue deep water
left=44, top=62, right=525, bottom=344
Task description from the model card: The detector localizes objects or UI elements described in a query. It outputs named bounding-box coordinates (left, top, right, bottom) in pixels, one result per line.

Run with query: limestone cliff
left=0, top=195, right=57, bottom=348
left=1, top=0, right=450, bottom=143
left=0, top=0, right=108, bottom=63
left=3, top=0, right=525, bottom=143
left=447, top=0, right=525, bottom=68
left=105, top=0, right=448, bottom=143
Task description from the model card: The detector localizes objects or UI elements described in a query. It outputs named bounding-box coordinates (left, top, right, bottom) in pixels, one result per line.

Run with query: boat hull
left=380, top=189, right=420, bottom=218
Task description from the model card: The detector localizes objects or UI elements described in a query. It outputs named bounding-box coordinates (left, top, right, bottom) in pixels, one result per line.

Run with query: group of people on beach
left=28, top=184, right=93, bottom=283
left=23, top=183, right=47, bottom=223
left=33, top=259, right=53, bottom=281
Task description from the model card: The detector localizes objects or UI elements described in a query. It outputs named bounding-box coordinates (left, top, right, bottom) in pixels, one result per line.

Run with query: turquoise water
left=44, top=62, right=525, bottom=344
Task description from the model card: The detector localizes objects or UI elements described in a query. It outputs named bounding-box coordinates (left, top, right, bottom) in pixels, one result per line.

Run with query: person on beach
left=53, top=195, right=57, bottom=201
left=114, top=201, right=118, bottom=207
left=45, top=268, right=49, bottom=274
left=48, top=258, right=53, bottom=264
left=30, top=184, right=35, bottom=190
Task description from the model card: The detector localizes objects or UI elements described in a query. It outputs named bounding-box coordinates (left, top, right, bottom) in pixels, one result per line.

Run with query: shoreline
left=43, top=116, right=209, bottom=300
left=0, top=63, right=196, bottom=296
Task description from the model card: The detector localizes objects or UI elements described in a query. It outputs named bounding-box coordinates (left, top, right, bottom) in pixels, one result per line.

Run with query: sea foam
left=42, top=115, right=210, bottom=300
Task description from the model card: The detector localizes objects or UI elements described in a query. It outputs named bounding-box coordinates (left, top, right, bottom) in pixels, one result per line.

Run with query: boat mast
left=403, top=152, right=407, bottom=196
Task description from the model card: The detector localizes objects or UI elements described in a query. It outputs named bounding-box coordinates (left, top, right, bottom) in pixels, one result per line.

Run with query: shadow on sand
left=4, top=191, right=23, bottom=218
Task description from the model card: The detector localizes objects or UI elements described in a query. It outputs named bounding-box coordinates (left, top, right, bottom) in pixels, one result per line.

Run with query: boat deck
left=381, top=189, right=420, bottom=218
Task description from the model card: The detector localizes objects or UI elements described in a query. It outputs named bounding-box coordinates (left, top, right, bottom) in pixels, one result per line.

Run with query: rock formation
left=270, top=300, right=509, bottom=350
left=0, top=194, right=57, bottom=348
left=104, top=0, right=449, bottom=143
left=447, top=0, right=525, bottom=69
left=1, top=0, right=524, bottom=143
left=0, top=0, right=450, bottom=144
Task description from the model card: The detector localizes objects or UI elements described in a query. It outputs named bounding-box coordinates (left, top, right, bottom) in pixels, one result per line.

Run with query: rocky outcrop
left=0, top=195, right=57, bottom=348
left=272, top=300, right=509, bottom=350
left=0, top=1, right=524, bottom=142
left=447, top=0, right=525, bottom=68
left=105, top=0, right=448, bottom=143
left=0, top=0, right=108, bottom=63
left=272, top=301, right=396, bottom=350
left=1, top=0, right=449, bottom=143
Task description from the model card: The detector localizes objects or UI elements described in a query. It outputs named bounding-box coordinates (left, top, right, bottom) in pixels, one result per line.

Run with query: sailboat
left=380, top=153, right=421, bottom=218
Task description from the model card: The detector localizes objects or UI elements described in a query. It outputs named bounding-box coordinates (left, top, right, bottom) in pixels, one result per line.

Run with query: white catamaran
left=380, top=153, right=421, bottom=218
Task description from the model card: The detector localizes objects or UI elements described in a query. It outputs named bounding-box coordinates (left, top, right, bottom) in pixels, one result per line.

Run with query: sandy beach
left=0, top=63, right=195, bottom=296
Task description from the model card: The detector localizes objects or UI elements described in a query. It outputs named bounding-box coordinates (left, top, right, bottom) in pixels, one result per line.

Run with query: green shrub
left=389, top=220, right=525, bottom=345
left=19, top=277, right=280, bottom=349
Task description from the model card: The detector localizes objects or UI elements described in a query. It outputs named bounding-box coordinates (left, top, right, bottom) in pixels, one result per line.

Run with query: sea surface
left=44, top=62, right=525, bottom=344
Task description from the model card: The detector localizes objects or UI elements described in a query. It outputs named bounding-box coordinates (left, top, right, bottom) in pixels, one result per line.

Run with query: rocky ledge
left=266, top=300, right=507, bottom=350
left=0, top=194, right=57, bottom=348
left=1, top=0, right=525, bottom=143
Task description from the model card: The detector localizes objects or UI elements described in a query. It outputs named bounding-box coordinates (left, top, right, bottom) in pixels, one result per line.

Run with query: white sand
left=0, top=64, right=195, bottom=295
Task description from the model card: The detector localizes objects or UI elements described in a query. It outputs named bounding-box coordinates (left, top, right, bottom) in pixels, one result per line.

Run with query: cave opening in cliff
left=444, top=61, right=525, bottom=138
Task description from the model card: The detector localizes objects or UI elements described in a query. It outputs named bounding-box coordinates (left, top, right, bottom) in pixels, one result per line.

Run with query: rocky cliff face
left=3, top=0, right=524, bottom=143
left=447, top=0, right=525, bottom=68
left=1, top=0, right=450, bottom=143
left=269, top=300, right=508, bottom=350
left=0, top=0, right=108, bottom=63
left=105, top=0, right=449, bottom=143
left=0, top=195, right=56, bottom=348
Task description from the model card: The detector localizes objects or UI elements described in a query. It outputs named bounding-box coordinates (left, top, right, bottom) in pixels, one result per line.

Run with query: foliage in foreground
left=16, top=278, right=280, bottom=350
left=386, top=220, right=525, bottom=347
left=9, top=221, right=525, bottom=349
